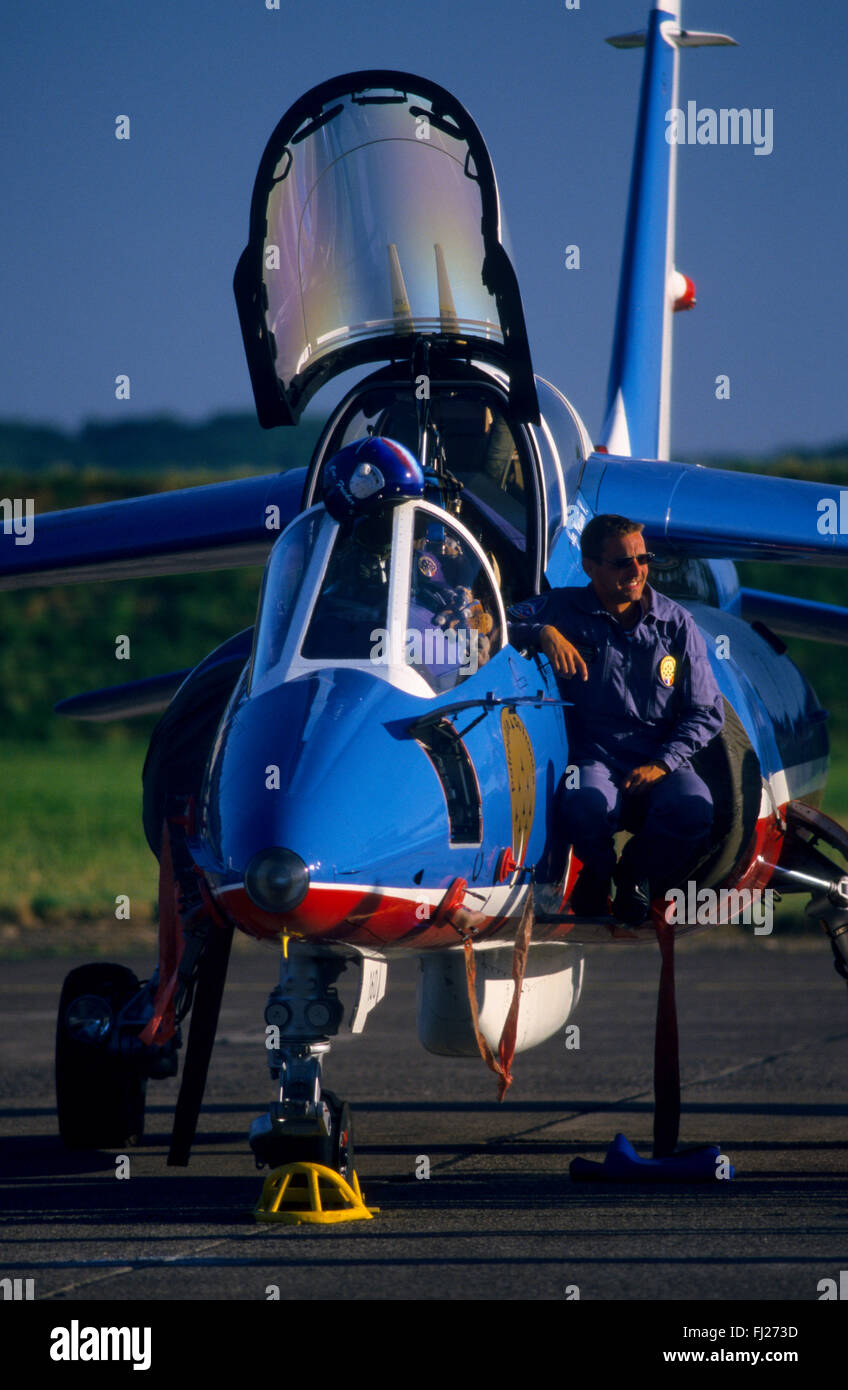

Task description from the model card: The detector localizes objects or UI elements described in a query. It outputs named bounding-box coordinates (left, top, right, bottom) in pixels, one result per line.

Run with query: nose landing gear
left=249, top=1059, right=355, bottom=1183
left=249, top=944, right=367, bottom=1182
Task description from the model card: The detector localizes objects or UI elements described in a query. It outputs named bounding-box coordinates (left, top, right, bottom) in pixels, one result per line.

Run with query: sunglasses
left=599, top=552, right=655, bottom=570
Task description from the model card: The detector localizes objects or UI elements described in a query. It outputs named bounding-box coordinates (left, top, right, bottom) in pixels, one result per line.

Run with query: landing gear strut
left=763, top=801, right=848, bottom=988
left=249, top=944, right=358, bottom=1179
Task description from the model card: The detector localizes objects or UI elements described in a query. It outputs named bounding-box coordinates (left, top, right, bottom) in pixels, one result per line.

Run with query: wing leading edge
left=0, top=469, right=305, bottom=591
left=580, top=453, right=848, bottom=566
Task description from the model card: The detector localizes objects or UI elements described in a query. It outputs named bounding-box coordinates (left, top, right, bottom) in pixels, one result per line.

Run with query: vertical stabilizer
left=598, top=4, right=735, bottom=459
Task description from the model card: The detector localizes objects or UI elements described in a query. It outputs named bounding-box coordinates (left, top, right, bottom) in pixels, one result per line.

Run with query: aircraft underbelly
left=417, top=945, right=584, bottom=1056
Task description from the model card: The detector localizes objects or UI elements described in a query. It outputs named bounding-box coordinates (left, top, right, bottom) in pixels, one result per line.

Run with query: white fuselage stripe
left=759, top=758, right=828, bottom=816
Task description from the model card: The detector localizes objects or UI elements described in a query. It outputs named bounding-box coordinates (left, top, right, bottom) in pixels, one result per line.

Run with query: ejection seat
left=369, top=394, right=534, bottom=610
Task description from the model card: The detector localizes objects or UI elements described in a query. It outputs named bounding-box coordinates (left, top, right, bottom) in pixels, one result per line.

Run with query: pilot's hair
left=580, top=513, right=643, bottom=563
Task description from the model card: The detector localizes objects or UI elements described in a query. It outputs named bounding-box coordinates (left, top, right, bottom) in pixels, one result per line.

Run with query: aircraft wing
left=581, top=455, right=848, bottom=566
left=739, top=589, right=848, bottom=646
left=0, top=468, right=305, bottom=590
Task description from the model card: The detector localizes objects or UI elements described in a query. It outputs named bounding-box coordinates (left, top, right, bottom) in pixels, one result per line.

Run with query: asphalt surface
left=2, top=933, right=848, bottom=1304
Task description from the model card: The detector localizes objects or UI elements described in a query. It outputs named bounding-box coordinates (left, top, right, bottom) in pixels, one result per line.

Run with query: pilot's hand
left=539, top=625, right=588, bottom=680
left=622, top=763, right=667, bottom=793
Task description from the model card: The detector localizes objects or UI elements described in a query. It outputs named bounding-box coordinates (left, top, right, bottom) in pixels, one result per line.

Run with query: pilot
left=507, top=513, right=724, bottom=923
left=329, top=512, right=393, bottom=589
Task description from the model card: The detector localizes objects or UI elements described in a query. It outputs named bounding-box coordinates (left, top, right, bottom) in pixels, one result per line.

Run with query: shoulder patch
left=658, top=654, right=677, bottom=687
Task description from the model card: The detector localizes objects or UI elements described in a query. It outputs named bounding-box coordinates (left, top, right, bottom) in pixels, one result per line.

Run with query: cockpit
left=234, top=67, right=594, bottom=701
left=250, top=497, right=505, bottom=699
left=304, top=381, right=546, bottom=607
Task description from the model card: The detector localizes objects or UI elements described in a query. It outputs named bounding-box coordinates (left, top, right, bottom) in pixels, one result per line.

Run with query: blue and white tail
left=598, top=3, right=735, bottom=460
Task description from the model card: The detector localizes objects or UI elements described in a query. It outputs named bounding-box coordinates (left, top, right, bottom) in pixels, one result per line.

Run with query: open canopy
left=235, top=71, right=538, bottom=426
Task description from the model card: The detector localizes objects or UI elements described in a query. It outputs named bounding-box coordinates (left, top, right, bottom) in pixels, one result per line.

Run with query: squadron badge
left=418, top=554, right=437, bottom=578
left=659, top=654, right=677, bottom=687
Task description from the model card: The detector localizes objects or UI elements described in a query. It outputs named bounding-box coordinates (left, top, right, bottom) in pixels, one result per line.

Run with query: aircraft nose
left=244, top=847, right=309, bottom=913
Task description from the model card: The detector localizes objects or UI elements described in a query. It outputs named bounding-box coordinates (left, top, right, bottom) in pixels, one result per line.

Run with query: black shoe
left=612, top=877, right=652, bottom=926
left=570, top=867, right=612, bottom=917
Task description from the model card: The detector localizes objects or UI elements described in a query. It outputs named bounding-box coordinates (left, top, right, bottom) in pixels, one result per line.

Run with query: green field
left=0, top=739, right=158, bottom=925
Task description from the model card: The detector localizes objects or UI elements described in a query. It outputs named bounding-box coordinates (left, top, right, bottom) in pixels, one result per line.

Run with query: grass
left=821, top=731, right=848, bottom=822
left=0, top=739, right=158, bottom=925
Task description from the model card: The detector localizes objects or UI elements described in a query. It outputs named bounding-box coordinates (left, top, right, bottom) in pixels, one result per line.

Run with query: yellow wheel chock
left=254, top=1162, right=379, bottom=1225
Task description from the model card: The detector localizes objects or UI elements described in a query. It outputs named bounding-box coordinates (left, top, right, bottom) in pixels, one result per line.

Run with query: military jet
left=2, top=2, right=847, bottom=1176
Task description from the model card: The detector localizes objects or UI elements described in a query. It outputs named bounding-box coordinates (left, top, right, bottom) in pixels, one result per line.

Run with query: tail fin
left=598, top=4, right=735, bottom=460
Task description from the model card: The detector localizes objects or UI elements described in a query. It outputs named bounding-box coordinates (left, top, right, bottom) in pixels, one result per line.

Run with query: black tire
left=56, top=963, right=147, bottom=1150
left=688, top=700, right=763, bottom=889
left=261, top=1091, right=355, bottom=1180
left=322, top=1090, right=355, bottom=1183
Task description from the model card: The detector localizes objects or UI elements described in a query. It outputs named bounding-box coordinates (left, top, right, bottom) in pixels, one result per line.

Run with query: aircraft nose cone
left=244, top=848, right=309, bottom=913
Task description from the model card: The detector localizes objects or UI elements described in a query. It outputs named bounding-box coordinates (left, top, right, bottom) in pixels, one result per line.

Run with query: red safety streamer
left=652, top=904, right=680, bottom=1158
left=461, top=888, right=534, bottom=1101
left=138, top=820, right=185, bottom=1048
left=496, top=889, right=534, bottom=1097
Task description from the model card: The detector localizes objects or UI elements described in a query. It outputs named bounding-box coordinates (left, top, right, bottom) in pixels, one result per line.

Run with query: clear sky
left=2, top=0, right=846, bottom=459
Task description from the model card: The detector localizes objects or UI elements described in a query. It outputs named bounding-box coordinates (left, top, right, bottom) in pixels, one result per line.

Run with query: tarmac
left=2, top=931, right=847, bottom=1305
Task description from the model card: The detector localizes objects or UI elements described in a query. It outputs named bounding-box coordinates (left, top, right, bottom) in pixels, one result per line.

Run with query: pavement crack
left=41, top=1234, right=265, bottom=1297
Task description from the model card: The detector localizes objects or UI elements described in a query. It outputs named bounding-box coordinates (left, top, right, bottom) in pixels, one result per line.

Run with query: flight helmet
left=322, top=436, right=425, bottom=522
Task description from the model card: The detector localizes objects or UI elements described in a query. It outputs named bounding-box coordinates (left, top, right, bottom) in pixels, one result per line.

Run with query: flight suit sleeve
left=655, top=615, right=725, bottom=773
left=507, top=594, right=555, bottom=651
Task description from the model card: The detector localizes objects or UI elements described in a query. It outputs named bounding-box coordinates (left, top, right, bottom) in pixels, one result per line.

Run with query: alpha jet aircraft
left=3, top=2, right=848, bottom=1174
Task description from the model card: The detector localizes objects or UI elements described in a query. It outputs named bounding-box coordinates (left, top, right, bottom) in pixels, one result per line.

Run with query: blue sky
left=1, top=0, right=846, bottom=459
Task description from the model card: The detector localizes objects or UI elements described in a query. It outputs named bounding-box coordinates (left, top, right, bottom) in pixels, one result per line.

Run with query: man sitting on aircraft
left=508, top=514, right=725, bottom=923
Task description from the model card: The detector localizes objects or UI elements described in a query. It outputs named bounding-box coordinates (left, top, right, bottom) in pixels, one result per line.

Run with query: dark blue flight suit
left=508, top=583, right=724, bottom=892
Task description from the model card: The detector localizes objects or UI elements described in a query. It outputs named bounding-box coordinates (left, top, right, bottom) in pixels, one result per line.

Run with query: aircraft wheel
left=322, top=1090, right=355, bottom=1183
left=56, top=963, right=147, bottom=1149
left=262, top=1091, right=355, bottom=1180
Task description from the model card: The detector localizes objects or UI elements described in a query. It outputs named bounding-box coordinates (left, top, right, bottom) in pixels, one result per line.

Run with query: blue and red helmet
left=321, top=436, right=425, bottom=522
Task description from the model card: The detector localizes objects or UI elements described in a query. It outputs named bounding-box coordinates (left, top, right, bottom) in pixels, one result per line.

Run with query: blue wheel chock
left=570, top=1131, right=735, bottom=1182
